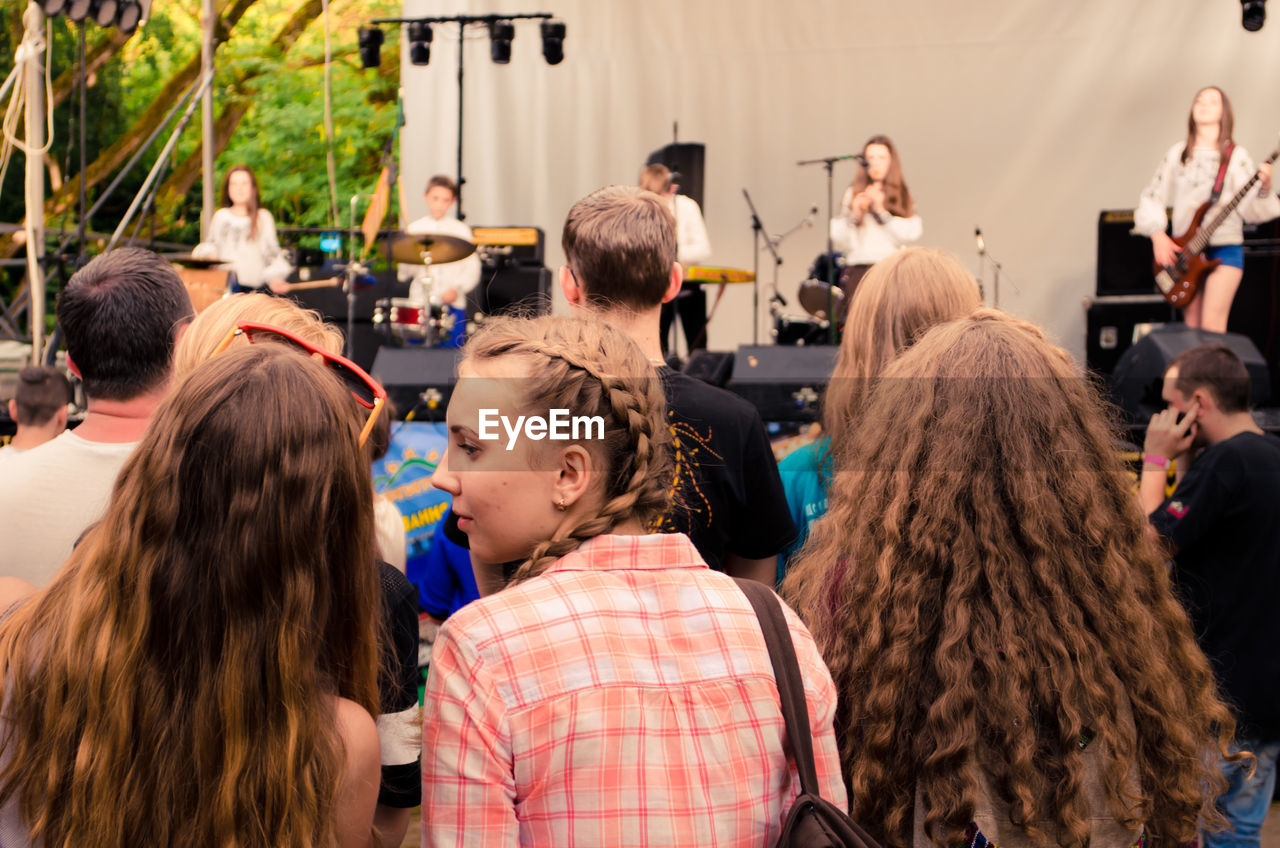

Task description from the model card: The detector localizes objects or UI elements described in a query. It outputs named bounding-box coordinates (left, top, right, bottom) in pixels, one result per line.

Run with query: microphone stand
left=975, top=226, right=1005, bottom=308
left=797, top=152, right=860, bottom=344
left=741, top=188, right=778, bottom=346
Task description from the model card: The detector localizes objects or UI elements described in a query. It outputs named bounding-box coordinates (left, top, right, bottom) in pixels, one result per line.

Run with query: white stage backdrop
left=397, top=0, right=1280, bottom=361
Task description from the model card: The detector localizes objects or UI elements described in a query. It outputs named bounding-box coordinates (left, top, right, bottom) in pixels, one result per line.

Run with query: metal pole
left=200, top=0, right=216, bottom=239
left=455, top=21, right=464, bottom=220
left=24, top=3, right=46, bottom=365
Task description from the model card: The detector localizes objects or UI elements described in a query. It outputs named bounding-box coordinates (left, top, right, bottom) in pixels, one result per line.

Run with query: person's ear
left=552, top=443, right=595, bottom=512
left=661, top=264, right=683, bottom=304
left=559, top=266, right=583, bottom=306
left=1191, top=387, right=1215, bottom=414
left=52, top=405, right=68, bottom=430
left=6, top=399, right=15, bottom=422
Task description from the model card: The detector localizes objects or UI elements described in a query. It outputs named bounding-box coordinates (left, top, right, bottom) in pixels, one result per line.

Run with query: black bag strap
left=1209, top=142, right=1235, bottom=207
left=734, top=578, right=823, bottom=798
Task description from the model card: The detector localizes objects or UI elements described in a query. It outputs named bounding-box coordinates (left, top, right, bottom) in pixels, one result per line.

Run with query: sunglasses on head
left=212, top=322, right=387, bottom=447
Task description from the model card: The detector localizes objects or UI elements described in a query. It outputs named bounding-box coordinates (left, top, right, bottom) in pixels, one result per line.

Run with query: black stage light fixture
left=115, top=0, right=143, bottom=32
left=36, top=0, right=69, bottom=15
left=540, top=20, right=565, bottom=65
left=358, top=27, right=384, bottom=69
left=91, top=0, right=118, bottom=27
left=65, top=0, right=93, bottom=22
left=408, top=21, right=433, bottom=66
left=1242, top=0, right=1266, bottom=29
left=489, top=20, right=515, bottom=64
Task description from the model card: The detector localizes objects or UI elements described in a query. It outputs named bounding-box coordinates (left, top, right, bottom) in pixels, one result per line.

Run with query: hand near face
left=1144, top=399, right=1200, bottom=461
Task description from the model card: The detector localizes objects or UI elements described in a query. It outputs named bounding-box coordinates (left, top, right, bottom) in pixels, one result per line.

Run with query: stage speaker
left=682, top=350, right=734, bottom=388
left=726, top=345, right=837, bottom=422
left=1096, top=210, right=1160, bottom=297
left=1108, top=324, right=1270, bottom=424
left=1084, top=295, right=1176, bottom=377
left=370, top=346, right=462, bottom=421
left=645, top=142, right=706, bottom=210
left=468, top=265, right=551, bottom=319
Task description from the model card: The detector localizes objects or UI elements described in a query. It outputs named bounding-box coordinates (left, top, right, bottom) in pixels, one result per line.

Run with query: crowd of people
left=0, top=85, right=1277, bottom=848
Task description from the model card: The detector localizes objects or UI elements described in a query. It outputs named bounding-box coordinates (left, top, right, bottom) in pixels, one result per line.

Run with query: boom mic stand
left=797, top=152, right=861, bottom=344
left=741, top=188, right=777, bottom=346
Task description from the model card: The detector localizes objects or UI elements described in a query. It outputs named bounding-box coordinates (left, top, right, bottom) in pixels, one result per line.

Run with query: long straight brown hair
left=0, top=345, right=380, bottom=847
left=849, top=134, right=915, bottom=218
left=220, top=164, right=264, bottom=238
left=1181, top=86, right=1234, bottom=164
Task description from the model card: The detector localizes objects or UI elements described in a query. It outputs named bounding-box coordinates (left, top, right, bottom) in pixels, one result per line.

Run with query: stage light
left=36, top=0, right=69, bottom=15
left=1242, top=0, right=1266, bottom=29
left=489, top=20, right=514, bottom=64
left=408, top=21, right=432, bottom=66
left=65, top=0, right=93, bottom=22
left=358, top=27, right=384, bottom=69
left=91, top=0, right=118, bottom=27
left=115, top=0, right=143, bottom=32
left=540, top=20, right=565, bottom=65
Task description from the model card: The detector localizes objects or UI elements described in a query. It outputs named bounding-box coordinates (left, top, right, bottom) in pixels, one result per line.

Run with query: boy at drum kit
left=392, top=175, right=482, bottom=348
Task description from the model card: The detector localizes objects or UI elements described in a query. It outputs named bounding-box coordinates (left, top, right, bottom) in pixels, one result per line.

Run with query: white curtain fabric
left=399, top=0, right=1280, bottom=359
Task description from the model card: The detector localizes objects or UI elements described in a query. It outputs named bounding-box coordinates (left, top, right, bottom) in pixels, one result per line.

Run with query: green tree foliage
left=1, top=0, right=400, bottom=308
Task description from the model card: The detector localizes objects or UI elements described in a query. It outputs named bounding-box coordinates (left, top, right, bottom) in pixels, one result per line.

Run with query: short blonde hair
left=172, top=293, right=344, bottom=380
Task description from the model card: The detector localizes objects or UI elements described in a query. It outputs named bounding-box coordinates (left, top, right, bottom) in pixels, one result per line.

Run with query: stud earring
left=555, top=497, right=568, bottom=512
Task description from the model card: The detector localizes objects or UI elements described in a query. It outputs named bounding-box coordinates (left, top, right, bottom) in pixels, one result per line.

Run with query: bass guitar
left=1154, top=139, right=1280, bottom=308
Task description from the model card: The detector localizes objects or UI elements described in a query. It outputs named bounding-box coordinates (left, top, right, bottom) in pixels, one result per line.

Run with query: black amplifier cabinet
left=726, top=345, right=837, bottom=422
left=1097, top=209, right=1161, bottom=297
left=1084, top=294, right=1176, bottom=377
left=468, top=265, right=551, bottom=319
left=471, top=227, right=545, bottom=268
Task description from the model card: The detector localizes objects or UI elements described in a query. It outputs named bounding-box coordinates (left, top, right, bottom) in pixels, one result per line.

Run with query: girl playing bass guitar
left=1135, top=87, right=1278, bottom=332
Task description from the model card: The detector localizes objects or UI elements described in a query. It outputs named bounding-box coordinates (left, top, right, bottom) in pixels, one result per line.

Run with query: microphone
left=975, top=227, right=986, bottom=255
left=804, top=206, right=819, bottom=227
left=771, top=290, right=788, bottom=307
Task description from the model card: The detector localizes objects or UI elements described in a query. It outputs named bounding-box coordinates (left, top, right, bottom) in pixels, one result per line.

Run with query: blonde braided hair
left=462, top=314, right=672, bottom=584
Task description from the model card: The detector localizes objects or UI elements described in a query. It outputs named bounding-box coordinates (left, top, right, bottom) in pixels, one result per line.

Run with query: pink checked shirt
left=421, top=532, right=845, bottom=847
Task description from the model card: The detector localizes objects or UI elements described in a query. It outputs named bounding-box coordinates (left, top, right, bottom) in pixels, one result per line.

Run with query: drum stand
left=797, top=151, right=861, bottom=344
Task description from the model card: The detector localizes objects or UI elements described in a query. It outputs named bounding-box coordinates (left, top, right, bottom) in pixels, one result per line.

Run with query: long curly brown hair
left=783, top=309, right=1241, bottom=848
left=0, top=345, right=381, bottom=848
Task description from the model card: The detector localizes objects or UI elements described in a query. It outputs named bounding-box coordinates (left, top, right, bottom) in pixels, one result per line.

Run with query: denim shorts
left=1205, top=243, right=1245, bottom=270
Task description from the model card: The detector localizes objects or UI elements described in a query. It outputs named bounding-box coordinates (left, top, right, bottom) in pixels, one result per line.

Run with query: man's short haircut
left=561, top=185, right=677, bottom=312
left=638, top=164, right=672, bottom=195
left=12, top=366, right=71, bottom=426
left=1169, top=342, right=1251, bottom=413
left=426, top=174, right=457, bottom=196
left=56, top=247, right=194, bottom=402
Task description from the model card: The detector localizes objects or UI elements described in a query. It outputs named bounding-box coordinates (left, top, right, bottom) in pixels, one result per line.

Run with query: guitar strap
left=1209, top=143, right=1235, bottom=207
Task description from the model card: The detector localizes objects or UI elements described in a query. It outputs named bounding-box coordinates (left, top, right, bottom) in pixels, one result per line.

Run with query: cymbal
left=388, top=233, right=476, bottom=265
left=166, top=253, right=224, bottom=269
left=798, top=279, right=844, bottom=320
left=684, top=265, right=755, bottom=284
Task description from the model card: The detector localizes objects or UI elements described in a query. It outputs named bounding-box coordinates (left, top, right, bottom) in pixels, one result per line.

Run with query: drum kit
left=373, top=233, right=476, bottom=347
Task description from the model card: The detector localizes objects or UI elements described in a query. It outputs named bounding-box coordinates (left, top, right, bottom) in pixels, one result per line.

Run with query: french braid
left=462, top=315, right=672, bottom=583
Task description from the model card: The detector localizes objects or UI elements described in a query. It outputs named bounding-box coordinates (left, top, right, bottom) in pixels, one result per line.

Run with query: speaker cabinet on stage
left=645, top=142, right=706, bottom=209
left=726, top=345, right=837, bottom=422
left=1085, top=295, right=1176, bottom=377
left=1108, top=324, right=1270, bottom=424
left=682, top=350, right=735, bottom=388
left=468, top=265, right=551, bottom=319
left=1097, top=210, right=1159, bottom=297
left=1229, top=218, right=1280, bottom=401
left=370, top=347, right=461, bottom=421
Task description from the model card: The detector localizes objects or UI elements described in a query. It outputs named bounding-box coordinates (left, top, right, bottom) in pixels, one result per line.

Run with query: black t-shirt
left=377, top=560, right=422, bottom=808
left=655, top=368, right=797, bottom=571
left=1149, top=431, right=1280, bottom=737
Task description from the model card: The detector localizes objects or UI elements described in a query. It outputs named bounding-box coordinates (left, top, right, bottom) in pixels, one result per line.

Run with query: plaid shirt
left=422, top=532, right=845, bottom=847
